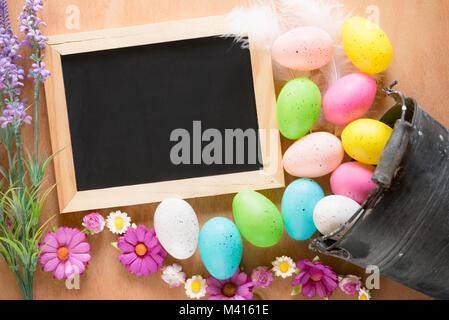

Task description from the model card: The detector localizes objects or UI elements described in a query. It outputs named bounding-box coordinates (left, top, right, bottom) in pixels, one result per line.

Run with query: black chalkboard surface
left=61, top=36, right=262, bottom=191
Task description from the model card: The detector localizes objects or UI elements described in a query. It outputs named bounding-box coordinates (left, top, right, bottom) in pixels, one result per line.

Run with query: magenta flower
left=117, top=225, right=167, bottom=277
left=82, top=212, right=105, bottom=234
left=38, top=227, right=91, bottom=280
left=292, top=259, right=338, bottom=298
left=251, top=266, right=274, bottom=288
left=207, top=270, right=255, bottom=300
left=339, top=275, right=362, bottom=295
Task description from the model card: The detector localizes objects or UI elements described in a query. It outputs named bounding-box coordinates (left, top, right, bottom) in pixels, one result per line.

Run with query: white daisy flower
left=271, top=256, right=296, bottom=278
left=358, top=287, right=372, bottom=300
left=185, top=275, right=208, bottom=299
left=161, top=264, right=186, bottom=288
left=106, top=211, right=131, bottom=234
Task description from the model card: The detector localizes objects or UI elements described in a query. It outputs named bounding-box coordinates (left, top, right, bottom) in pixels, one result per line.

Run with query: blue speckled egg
left=199, top=217, right=242, bottom=280
left=281, top=179, right=325, bottom=240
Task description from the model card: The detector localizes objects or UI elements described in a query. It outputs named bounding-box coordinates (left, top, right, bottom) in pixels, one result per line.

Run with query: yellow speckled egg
left=341, top=119, right=393, bottom=165
left=342, top=17, right=393, bottom=74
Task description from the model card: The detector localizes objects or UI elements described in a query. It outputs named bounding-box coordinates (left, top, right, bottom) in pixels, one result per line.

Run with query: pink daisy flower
left=39, top=227, right=91, bottom=280
left=117, top=225, right=167, bottom=277
left=207, top=270, right=255, bottom=300
left=292, top=259, right=338, bottom=298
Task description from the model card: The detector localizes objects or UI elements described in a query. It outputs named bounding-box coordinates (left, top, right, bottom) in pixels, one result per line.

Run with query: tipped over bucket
left=310, top=83, right=449, bottom=299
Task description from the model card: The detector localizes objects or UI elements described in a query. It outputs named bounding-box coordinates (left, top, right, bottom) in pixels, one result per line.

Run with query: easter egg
left=272, top=26, right=334, bottom=71
left=154, top=198, right=199, bottom=260
left=323, top=73, right=377, bottom=125
left=342, top=16, right=393, bottom=74
left=281, top=179, right=325, bottom=240
left=283, top=132, right=344, bottom=178
left=342, top=119, right=393, bottom=165
left=277, top=78, right=321, bottom=140
left=199, top=217, right=242, bottom=280
left=330, top=162, right=376, bottom=204
left=313, top=195, right=361, bottom=240
left=232, top=190, right=283, bottom=247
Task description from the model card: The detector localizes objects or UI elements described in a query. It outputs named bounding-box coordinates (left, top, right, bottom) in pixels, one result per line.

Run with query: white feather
left=224, top=1, right=282, bottom=50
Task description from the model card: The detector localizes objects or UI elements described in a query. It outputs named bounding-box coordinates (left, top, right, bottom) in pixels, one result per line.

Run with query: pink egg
left=272, top=26, right=334, bottom=71
left=330, top=162, right=377, bottom=204
left=283, top=132, right=344, bottom=178
left=323, top=73, right=376, bottom=125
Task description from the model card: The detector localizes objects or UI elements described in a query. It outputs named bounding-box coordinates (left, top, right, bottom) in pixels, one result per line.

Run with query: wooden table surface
left=1, top=0, right=447, bottom=300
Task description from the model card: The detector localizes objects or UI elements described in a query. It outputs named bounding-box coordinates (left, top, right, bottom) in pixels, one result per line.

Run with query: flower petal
left=119, top=252, right=137, bottom=265
left=43, top=257, right=60, bottom=272
left=69, top=231, right=87, bottom=248
left=316, top=280, right=327, bottom=298
left=296, top=259, right=311, bottom=272
left=206, top=285, right=222, bottom=295
left=143, top=256, right=158, bottom=273
left=70, top=242, right=90, bottom=254
left=310, top=267, right=324, bottom=280
left=234, top=272, right=248, bottom=286
left=292, top=271, right=310, bottom=286
left=124, top=228, right=138, bottom=245
left=207, top=276, right=226, bottom=288
left=301, top=281, right=316, bottom=298
left=70, top=253, right=91, bottom=264
left=53, top=261, right=66, bottom=280
left=128, top=257, right=143, bottom=276
left=136, top=225, right=147, bottom=242
left=118, top=237, right=134, bottom=253
left=39, top=252, right=57, bottom=265
left=69, top=257, right=85, bottom=275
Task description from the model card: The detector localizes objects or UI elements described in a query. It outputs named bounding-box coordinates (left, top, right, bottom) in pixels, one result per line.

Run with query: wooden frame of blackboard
left=44, top=15, right=284, bottom=213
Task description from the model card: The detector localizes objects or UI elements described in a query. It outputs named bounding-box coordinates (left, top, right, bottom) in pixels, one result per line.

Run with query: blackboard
left=45, top=17, right=283, bottom=212
left=62, top=36, right=262, bottom=191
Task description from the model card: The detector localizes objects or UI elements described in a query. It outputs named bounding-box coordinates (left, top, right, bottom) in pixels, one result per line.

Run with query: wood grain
left=1, top=0, right=447, bottom=300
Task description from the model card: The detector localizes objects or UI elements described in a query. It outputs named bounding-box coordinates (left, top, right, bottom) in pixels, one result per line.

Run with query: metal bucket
left=310, top=82, right=449, bottom=299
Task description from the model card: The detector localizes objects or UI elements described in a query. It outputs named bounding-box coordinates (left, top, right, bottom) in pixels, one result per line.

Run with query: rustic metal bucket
left=309, top=82, right=449, bottom=299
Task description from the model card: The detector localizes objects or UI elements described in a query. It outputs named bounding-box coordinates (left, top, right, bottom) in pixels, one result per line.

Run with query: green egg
left=277, top=78, right=322, bottom=140
left=232, top=190, right=283, bottom=247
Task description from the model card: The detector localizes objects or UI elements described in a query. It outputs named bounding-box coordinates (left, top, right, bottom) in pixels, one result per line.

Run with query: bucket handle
left=373, top=82, right=413, bottom=188
left=310, top=81, right=413, bottom=258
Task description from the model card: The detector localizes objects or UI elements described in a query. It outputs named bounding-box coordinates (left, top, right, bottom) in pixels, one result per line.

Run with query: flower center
left=222, top=283, right=236, bottom=297
left=191, top=280, right=201, bottom=293
left=311, top=275, right=322, bottom=281
left=279, top=261, right=290, bottom=273
left=114, top=217, right=124, bottom=229
left=134, top=243, right=147, bottom=257
left=57, top=247, right=70, bottom=261
left=359, top=293, right=368, bottom=300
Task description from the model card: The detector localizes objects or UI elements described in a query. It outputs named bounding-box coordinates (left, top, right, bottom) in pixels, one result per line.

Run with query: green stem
left=34, top=81, right=39, bottom=166
left=14, top=125, right=24, bottom=191
left=33, top=48, right=41, bottom=166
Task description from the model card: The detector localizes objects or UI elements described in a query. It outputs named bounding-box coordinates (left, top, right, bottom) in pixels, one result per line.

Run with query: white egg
left=154, top=198, right=199, bottom=259
left=313, top=195, right=361, bottom=240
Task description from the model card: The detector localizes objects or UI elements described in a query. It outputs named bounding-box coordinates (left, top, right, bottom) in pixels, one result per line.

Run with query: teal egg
left=199, top=217, right=242, bottom=280
left=277, top=78, right=321, bottom=140
left=281, top=179, right=324, bottom=240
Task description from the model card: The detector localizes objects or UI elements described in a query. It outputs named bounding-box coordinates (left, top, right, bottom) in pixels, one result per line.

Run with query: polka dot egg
left=342, top=16, right=393, bottom=74
left=154, top=198, right=199, bottom=260
left=283, top=132, right=344, bottom=178
left=272, top=26, right=334, bottom=71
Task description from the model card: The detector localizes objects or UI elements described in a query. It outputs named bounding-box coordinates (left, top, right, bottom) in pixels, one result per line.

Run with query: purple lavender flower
left=0, top=0, right=24, bottom=93
left=18, top=0, right=50, bottom=84
left=0, top=0, right=30, bottom=129
left=0, top=101, right=32, bottom=128
left=19, top=0, right=47, bottom=50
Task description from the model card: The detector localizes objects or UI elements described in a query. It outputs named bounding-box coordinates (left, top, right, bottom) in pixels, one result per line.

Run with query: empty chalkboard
left=45, top=16, right=283, bottom=213
left=62, top=36, right=261, bottom=191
